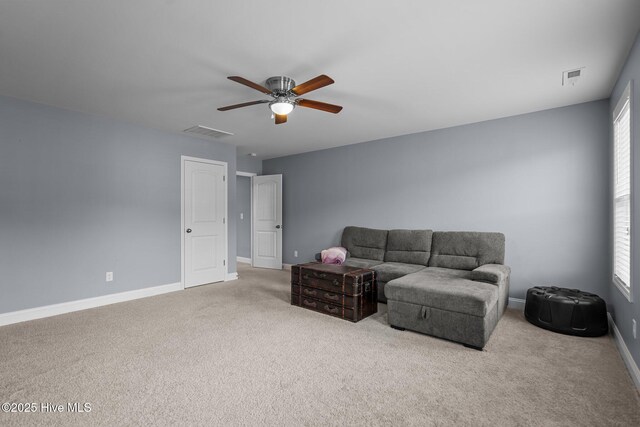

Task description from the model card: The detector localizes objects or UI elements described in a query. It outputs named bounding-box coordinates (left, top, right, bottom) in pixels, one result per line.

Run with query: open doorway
left=236, top=172, right=255, bottom=266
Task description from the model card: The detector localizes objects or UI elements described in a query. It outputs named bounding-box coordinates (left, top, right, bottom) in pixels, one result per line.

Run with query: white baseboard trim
left=508, top=297, right=526, bottom=311
left=226, top=272, right=238, bottom=281
left=237, top=257, right=252, bottom=264
left=0, top=282, right=182, bottom=327
left=608, top=313, right=640, bottom=390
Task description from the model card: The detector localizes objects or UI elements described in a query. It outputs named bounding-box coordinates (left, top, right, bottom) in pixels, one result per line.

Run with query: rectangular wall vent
left=562, top=67, right=584, bottom=86
left=184, top=125, right=233, bottom=139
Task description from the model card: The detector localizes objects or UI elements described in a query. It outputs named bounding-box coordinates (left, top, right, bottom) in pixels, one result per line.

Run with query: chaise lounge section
left=386, top=232, right=509, bottom=349
left=341, top=226, right=510, bottom=349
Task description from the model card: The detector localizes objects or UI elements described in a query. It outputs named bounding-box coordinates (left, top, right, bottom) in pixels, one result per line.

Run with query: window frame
left=612, top=81, right=633, bottom=302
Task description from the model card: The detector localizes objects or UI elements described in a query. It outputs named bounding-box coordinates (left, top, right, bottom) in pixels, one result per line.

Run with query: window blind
left=613, top=85, right=631, bottom=292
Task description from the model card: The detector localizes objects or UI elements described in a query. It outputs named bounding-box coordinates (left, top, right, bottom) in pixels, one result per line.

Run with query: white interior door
left=184, top=159, right=226, bottom=287
left=252, top=174, right=282, bottom=269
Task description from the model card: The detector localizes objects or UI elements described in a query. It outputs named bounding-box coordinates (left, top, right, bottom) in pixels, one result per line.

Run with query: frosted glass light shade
left=269, top=101, right=294, bottom=115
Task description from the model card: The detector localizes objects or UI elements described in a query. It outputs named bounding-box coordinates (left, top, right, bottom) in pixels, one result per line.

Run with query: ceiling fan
left=218, top=75, right=343, bottom=124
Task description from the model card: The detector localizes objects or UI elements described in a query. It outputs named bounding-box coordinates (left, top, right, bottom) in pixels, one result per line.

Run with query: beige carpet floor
left=1, top=264, right=639, bottom=426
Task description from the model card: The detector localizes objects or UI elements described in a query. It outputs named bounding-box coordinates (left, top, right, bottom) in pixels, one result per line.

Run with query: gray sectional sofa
left=340, top=226, right=510, bottom=349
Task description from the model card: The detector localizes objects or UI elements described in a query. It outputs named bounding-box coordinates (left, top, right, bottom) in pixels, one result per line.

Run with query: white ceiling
left=0, top=1, right=639, bottom=159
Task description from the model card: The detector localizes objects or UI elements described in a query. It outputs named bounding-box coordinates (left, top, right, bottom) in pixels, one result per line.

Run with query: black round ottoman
left=524, top=286, right=608, bottom=337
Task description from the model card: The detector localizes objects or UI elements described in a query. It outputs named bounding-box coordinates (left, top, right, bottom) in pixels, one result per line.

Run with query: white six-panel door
left=252, top=174, right=282, bottom=269
left=184, top=159, right=226, bottom=287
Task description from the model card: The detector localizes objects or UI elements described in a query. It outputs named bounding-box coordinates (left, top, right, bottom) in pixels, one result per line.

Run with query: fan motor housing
left=266, top=76, right=295, bottom=94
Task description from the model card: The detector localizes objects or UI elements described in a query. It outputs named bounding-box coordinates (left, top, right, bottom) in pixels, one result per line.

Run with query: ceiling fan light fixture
left=269, top=98, right=295, bottom=115
left=219, top=75, right=342, bottom=125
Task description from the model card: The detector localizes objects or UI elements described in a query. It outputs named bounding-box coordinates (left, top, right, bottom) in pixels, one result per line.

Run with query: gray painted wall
left=0, top=95, right=237, bottom=314
left=236, top=176, right=252, bottom=259
left=236, top=155, right=262, bottom=175
left=609, top=31, right=640, bottom=369
left=264, top=100, right=610, bottom=301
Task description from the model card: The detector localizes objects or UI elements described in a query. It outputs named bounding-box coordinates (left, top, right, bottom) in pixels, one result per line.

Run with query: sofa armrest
left=470, top=264, right=510, bottom=284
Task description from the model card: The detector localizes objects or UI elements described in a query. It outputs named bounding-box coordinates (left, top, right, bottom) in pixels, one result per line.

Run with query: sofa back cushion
left=428, top=231, right=505, bottom=270
left=341, top=226, right=388, bottom=261
left=384, top=229, right=433, bottom=265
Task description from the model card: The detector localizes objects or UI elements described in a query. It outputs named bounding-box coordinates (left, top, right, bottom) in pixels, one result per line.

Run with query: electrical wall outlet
left=106, top=272, right=113, bottom=282
left=633, top=319, right=637, bottom=339
left=240, top=212, right=244, bottom=220
left=294, top=250, right=298, bottom=258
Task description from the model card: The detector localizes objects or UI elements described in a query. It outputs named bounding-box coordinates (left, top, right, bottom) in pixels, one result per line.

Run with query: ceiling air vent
left=562, top=67, right=584, bottom=86
left=183, top=125, right=233, bottom=139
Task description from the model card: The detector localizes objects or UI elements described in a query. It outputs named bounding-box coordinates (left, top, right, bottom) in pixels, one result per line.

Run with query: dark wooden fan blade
left=275, top=114, right=287, bottom=124
left=291, top=75, right=334, bottom=96
left=217, top=100, right=269, bottom=111
left=297, top=99, right=343, bottom=114
left=227, top=76, right=272, bottom=95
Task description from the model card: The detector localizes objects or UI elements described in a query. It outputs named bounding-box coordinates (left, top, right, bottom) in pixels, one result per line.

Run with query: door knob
left=275, top=225, right=281, bottom=229
left=186, top=228, right=192, bottom=233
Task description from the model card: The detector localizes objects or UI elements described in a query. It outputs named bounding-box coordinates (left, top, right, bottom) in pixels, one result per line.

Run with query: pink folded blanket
left=321, top=246, right=347, bottom=265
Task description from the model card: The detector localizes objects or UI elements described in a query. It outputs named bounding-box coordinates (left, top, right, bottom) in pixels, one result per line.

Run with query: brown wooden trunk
left=291, top=262, right=377, bottom=322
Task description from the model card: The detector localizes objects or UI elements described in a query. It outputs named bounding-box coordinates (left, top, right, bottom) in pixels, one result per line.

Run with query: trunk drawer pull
left=324, top=293, right=340, bottom=301
left=324, top=305, right=339, bottom=314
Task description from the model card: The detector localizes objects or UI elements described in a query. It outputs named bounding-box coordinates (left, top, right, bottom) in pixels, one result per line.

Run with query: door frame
left=236, top=171, right=257, bottom=267
left=180, top=155, right=229, bottom=289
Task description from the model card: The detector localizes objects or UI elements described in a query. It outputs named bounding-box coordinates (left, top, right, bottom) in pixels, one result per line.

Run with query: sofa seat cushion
left=415, top=267, right=474, bottom=281
left=343, top=257, right=384, bottom=269
left=385, top=270, right=498, bottom=317
left=372, top=262, right=426, bottom=283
